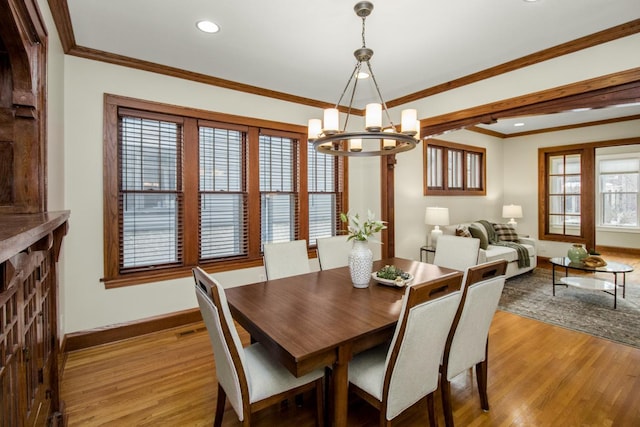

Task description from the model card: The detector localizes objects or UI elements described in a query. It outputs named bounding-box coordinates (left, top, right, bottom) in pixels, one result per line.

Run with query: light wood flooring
left=61, top=251, right=640, bottom=426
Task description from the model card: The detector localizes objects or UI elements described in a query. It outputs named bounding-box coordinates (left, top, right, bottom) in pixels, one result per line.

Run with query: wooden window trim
left=423, top=139, right=486, bottom=196
left=538, top=144, right=595, bottom=247
left=103, top=94, right=346, bottom=288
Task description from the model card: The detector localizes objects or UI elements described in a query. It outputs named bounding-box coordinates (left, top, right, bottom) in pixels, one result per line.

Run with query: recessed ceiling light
left=196, top=20, right=220, bottom=34
left=514, top=122, right=525, bottom=127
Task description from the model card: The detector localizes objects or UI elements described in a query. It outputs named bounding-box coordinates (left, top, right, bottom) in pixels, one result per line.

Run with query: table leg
left=332, top=345, right=352, bottom=427
left=552, top=265, right=556, bottom=296
left=614, top=273, right=618, bottom=309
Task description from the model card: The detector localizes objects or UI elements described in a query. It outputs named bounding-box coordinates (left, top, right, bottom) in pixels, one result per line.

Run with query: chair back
left=193, top=267, right=249, bottom=420
left=263, top=240, right=311, bottom=280
left=316, top=235, right=352, bottom=270
left=382, top=272, right=464, bottom=420
left=443, top=260, right=507, bottom=381
left=433, top=235, right=480, bottom=271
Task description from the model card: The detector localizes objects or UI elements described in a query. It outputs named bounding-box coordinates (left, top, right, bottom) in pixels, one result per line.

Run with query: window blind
left=119, top=116, right=183, bottom=270
left=259, top=134, right=298, bottom=247
left=199, top=126, right=248, bottom=259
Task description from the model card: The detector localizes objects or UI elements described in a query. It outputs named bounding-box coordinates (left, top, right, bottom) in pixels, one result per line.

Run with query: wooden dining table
left=225, top=257, right=458, bottom=427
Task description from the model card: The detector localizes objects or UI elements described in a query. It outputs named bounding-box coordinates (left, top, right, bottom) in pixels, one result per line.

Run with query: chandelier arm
left=343, top=62, right=363, bottom=131
left=365, top=60, right=397, bottom=131
left=334, top=62, right=361, bottom=109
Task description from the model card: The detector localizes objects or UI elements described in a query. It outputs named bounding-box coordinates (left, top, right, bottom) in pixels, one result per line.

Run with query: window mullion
left=183, top=118, right=199, bottom=266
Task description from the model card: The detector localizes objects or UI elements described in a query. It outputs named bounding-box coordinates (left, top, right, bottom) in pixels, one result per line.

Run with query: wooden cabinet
left=1, top=211, right=69, bottom=426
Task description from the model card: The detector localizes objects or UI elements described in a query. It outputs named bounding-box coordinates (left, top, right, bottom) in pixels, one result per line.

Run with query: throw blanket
left=478, top=220, right=530, bottom=268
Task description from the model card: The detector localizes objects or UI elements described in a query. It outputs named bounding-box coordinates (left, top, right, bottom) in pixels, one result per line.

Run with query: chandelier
left=308, top=1, right=420, bottom=157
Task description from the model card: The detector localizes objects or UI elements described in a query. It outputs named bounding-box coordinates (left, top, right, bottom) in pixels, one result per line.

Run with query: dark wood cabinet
left=1, top=211, right=69, bottom=426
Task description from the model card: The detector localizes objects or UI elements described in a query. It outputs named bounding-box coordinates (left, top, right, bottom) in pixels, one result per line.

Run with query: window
left=119, top=113, right=183, bottom=271
left=103, top=95, right=345, bottom=287
left=597, top=156, right=639, bottom=228
left=308, top=142, right=343, bottom=246
left=259, top=133, right=298, bottom=247
left=199, top=123, right=248, bottom=260
left=538, top=145, right=595, bottom=247
left=547, top=153, right=582, bottom=236
left=423, top=139, right=486, bottom=195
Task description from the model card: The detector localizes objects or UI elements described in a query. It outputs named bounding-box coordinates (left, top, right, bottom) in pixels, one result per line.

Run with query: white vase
left=349, top=240, right=373, bottom=288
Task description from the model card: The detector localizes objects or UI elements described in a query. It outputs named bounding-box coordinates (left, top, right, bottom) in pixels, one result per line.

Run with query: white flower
left=340, top=210, right=387, bottom=242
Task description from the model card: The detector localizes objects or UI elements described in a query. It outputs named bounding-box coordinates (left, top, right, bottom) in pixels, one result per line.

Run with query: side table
left=420, top=245, right=436, bottom=263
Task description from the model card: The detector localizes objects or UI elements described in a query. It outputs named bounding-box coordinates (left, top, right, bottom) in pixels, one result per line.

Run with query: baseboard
left=596, top=245, right=640, bottom=255
left=62, top=308, right=202, bottom=353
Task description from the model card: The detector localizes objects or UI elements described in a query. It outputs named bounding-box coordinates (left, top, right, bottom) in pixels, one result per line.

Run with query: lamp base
left=507, top=218, right=518, bottom=227
left=430, top=227, right=443, bottom=248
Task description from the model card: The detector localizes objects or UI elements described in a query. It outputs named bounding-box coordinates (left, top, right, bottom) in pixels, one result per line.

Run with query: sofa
left=442, top=221, right=537, bottom=278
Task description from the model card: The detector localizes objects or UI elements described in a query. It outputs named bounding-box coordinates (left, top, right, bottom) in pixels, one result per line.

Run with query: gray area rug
left=498, top=268, right=640, bottom=349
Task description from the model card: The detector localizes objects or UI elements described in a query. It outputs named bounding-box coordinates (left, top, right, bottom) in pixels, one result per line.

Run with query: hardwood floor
left=61, top=250, right=640, bottom=426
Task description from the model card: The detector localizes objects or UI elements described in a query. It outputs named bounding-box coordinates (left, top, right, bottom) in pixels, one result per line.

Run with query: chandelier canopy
left=308, top=1, right=420, bottom=157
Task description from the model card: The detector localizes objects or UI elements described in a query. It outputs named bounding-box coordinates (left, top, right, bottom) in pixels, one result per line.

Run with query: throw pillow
left=493, top=223, right=519, bottom=242
left=455, top=225, right=472, bottom=238
left=468, top=224, right=489, bottom=249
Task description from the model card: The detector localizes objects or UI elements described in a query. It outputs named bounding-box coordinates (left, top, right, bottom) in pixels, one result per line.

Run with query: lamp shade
left=502, top=204, right=523, bottom=219
left=425, top=207, right=450, bottom=226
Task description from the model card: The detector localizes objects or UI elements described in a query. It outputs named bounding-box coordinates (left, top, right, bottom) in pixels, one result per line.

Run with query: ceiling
left=64, top=0, right=640, bottom=133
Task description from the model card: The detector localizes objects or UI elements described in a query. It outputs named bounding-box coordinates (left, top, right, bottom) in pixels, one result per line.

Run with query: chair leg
left=440, top=376, right=454, bottom=427
left=476, top=360, right=489, bottom=411
left=214, top=383, right=226, bottom=427
left=426, top=392, right=437, bottom=427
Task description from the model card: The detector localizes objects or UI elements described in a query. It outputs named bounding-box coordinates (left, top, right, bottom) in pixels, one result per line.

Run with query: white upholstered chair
left=348, top=272, right=464, bottom=427
left=433, top=235, right=480, bottom=271
left=262, top=240, right=311, bottom=280
left=316, top=235, right=352, bottom=270
left=193, top=267, right=324, bottom=427
left=440, top=260, right=508, bottom=427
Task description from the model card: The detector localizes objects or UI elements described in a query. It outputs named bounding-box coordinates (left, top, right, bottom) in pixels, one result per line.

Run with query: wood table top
left=226, top=257, right=458, bottom=376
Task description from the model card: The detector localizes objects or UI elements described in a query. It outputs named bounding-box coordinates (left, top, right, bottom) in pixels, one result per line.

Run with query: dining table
left=225, top=257, right=458, bottom=427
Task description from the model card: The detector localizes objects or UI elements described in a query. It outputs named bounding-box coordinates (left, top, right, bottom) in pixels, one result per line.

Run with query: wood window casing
left=538, top=144, right=595, bottom=248
left=423, top=139, right=486, bottom=196
left=103, top=94, right=346, bottom=288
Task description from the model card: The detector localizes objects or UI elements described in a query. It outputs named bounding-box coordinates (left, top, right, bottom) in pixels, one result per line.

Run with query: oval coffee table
left=549, top=257, right=633, bottom=309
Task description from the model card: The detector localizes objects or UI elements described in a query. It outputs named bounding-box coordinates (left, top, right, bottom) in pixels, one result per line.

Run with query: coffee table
left=549, top=257, right=633, bottom=309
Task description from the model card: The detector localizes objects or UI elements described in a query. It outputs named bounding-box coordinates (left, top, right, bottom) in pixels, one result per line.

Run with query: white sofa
left=442, top=221, right=537, bottom=278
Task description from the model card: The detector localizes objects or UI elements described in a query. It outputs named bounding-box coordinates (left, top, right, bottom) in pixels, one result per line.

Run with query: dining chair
left=316, top=235, right=352, bottom=270
left=440, top=260, right=508, bottom=427
left=192, top=267, right=324, bottom=427
left=433, top=235, right=480, bottom=271
left=263, top=240, right=311, bottom=280
left=347, top=272, right=464, bottom=427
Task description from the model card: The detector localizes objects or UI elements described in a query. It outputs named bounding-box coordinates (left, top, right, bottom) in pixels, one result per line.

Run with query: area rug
left=498, top=268, right=640, bottom=349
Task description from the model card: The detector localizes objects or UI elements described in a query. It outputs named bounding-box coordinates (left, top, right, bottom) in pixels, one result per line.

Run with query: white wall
left=38, top=0, right=640, bottom=334
left=502, top=120, right=640, bottom=258
left=393, top=130, right=504, bottom=261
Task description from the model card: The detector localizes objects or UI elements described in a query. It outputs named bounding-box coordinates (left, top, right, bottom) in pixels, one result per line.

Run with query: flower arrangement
left=340, top=210, right=387, bottom=242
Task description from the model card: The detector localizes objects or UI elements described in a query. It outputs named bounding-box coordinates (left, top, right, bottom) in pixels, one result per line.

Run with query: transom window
left=423, top=139, right=486, bottom=195
left=103, top=95, right=345, bottom=287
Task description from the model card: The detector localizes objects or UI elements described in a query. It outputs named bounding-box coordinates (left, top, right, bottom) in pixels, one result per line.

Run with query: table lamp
left=502, top=204, right=523, bottom=227
left=425, top=207, right=450, bottom=248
